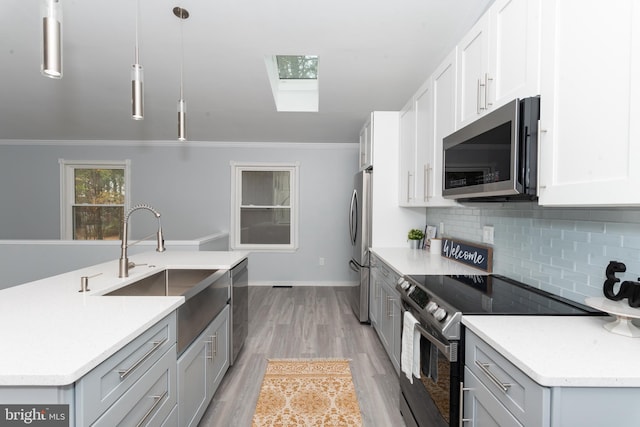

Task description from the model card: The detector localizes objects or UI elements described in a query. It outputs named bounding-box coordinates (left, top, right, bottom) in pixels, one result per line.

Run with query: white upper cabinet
left=457, top=13, right=491, bottom=128
left=430, top=52, right=460, bottom=207
left=488, top=0, right=541, bottom=109
left=398, top=60, right=459, bottom=208
left=537, top=0, right=640, bottom=206
left=398, top=98, right=417, bottom=206
left=359, top=118, right=372, bottom=170
left=456, top=0, right=541, bottom=129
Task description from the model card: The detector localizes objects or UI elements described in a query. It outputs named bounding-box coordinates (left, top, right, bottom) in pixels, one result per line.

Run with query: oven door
left=399, top=302, right=460, bottom=427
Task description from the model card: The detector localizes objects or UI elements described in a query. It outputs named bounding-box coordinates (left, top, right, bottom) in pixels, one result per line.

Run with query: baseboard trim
left=251, top=281, right=358, bottom=287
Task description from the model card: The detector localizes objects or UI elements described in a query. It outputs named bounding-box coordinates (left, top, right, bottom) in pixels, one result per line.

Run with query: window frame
left=59, top=159, right=131, bottom=240
left=230, top=162, right=299, bottom=252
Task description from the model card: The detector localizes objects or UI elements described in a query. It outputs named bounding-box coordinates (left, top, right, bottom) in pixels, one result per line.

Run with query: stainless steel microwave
left=442, top=96, right=540, bottom=201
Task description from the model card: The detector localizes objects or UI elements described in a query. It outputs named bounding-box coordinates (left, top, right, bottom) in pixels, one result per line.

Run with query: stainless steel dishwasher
left=229, top=258, right=248, bottom=365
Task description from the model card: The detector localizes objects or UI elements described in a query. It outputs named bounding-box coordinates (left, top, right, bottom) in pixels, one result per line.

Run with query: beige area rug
left=252, top=359, right=363, bottom=426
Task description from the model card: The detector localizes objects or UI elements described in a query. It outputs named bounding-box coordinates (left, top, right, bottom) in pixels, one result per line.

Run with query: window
left=264, top=55, right=319, bottom=112
left=59, top=160, right=130, bottom=240
left=230, top=162, right=299, bottom=251
left=276, top=55, right=318, bottom=79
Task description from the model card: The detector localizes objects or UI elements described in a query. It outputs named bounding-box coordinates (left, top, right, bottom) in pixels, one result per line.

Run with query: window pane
left=241, top=171, right=290, bottom=206
left=74, top=169, right=125, bottom=204
left=276, top=55, right=318, bottom=80
left=240, top=208, right=290, bottom=244
left=73, top=206, right=123, bottom=240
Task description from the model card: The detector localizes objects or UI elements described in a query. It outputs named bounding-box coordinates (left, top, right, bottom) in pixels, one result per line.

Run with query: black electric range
left=398, top=274, right=604, bottom=341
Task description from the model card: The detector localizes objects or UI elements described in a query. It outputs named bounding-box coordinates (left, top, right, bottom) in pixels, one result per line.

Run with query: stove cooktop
left=404, top=274, right=601, bottom=316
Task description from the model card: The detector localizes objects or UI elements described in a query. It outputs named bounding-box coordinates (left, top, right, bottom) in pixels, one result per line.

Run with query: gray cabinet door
left=463, top=367, right=523, bottom=427
left=177, top=327, right=210, bottom=427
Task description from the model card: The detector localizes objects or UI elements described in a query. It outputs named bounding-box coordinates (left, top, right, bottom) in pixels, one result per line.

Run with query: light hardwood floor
left=199, top=286, right=406, bottom=427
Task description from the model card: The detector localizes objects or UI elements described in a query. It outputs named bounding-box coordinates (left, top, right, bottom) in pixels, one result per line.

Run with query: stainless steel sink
left=105, top=269, right=219, bottom=298
left=105, top=268, right=230, bottom=355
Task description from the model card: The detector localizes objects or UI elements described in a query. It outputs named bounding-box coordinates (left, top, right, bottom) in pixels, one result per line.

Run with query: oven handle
left=414, top=321, right=453, bottom=361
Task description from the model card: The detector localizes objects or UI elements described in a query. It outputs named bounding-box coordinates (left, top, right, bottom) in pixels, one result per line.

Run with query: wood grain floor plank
left=198, top=286, right=406, bottom=427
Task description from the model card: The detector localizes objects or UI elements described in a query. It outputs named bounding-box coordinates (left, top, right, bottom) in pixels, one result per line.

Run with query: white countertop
left=463, top=315, right=640, bottom=387
left=0, top=250, right=248, bottom=386
left=370, top=247, right=488, bottom=276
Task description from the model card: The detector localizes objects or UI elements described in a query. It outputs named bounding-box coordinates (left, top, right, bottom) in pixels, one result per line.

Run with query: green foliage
left=408, top=228, right=424, bottom=240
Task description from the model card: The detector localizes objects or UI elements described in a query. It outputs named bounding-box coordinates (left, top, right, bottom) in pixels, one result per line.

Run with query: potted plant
left=407, top=228, right=424, bottom=249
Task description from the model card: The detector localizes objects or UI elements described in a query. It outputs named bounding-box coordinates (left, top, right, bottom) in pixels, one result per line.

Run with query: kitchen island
left=0, top=250, right=247, bottom=386
left=0, top=250, right=247, bottom=426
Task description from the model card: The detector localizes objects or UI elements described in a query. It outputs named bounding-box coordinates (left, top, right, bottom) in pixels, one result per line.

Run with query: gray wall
left=0, top=141, right=359, bottom=285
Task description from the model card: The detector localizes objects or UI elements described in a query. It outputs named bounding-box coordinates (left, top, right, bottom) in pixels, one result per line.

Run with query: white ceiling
left=0, top=0, right=492, bottom=143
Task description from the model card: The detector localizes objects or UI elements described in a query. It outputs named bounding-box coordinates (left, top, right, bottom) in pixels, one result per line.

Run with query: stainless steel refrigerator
left=348, top=168, right=372, bottom=322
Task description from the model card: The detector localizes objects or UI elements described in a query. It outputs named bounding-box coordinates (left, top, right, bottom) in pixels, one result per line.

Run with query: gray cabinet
left=76, top=312, right=178, bottom=426
left=464, top=329, right=640, bottom=427
left=370, top=254, right=401, bottom=375
left=177, top=304, right=229, bottom=427
left=464, top=330, right=549, bottom=426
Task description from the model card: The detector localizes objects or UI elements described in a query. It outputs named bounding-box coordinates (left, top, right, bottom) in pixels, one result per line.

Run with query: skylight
left=265, top=55, right=319, bottom=112
left=276, top=55, right=318, bottom=80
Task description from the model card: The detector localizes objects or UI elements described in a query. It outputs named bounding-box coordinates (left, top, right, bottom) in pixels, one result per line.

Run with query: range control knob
left=398, top=278, right=410, bottom=290
left=433, top=307, right=447, bottom=321
left=407, top=285, right=416, bottom=296
left=426, top=301, right=438, bottom=313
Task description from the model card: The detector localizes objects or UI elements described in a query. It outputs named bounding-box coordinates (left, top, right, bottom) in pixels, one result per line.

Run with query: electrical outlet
left=319, top=257, right=325, bottom=266
left=439, top=222, right=445, bottom=236
left=482, top=226, right=494, bottom=244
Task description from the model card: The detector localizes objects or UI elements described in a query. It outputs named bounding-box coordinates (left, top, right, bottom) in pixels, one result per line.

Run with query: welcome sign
left=441, top=238, right=493, bottom=272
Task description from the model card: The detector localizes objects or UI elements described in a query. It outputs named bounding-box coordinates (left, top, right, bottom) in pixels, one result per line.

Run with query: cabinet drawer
left=465, top=330, right=549, bottom=427
left=464, top=367, right=523, bottom=427
left=93, top=344, right=177, bottom=426
left=76, top=312, right=177, bottom=425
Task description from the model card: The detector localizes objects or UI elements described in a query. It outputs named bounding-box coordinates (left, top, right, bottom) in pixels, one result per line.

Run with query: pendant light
left=131, top=0, right=144, bottom=120
left=41, top=0, right=62, bottom=79
left=174, top=7, right=189, bottom=142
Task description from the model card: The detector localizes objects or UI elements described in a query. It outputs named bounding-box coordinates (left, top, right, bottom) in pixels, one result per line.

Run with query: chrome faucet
left=119, top=204, right=166, bottom=278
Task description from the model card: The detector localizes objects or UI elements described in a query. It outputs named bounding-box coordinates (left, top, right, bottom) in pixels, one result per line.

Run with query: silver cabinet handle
left=459, top=382, right=472, bottom=426
left=119, top=338, right=168, bottom=380
left=135, top=390, right=168, bottom=427
left=475, top=360, right=511, bottom=393
left=477, top=78, right=483, bottom=114
left=206, top=338, right=214, bottom=361
left=423, top=163, right=431, bottom=201
left=213, top=333, right=218, bottom=357
left=484, top=73, right=493, bottom=109
left=406, top=171, right=412, bottom=202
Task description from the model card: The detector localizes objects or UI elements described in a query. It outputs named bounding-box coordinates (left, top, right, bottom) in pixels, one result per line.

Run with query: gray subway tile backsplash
left=426, top=202, right=640, bottom=303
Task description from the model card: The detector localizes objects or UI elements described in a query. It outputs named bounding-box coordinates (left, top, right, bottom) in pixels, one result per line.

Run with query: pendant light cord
left=180, top=13, right=184, bottom=100
left=135, top=0, right=139, bottom=64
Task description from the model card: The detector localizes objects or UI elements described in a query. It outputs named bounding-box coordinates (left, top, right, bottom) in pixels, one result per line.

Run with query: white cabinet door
left=431, top=52, right=460, bottom=207
left=457, top=0, right=540, bottom=129
left=488, top=0, right=541, bottom=110
left=457, top=13, right=490, bottom=128
left=398, top=62, right=459, bottom=207
left=537, top=0, right=640, bottom=205
left=359, top=117, right=372, bottom=170
left=399, top=100, right=416, bottom=206
left=414, top=80, right=432, bottom=205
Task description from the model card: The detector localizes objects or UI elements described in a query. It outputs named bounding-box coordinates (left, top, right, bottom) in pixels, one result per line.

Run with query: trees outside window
left=60, top=160, right=130, bottom=240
